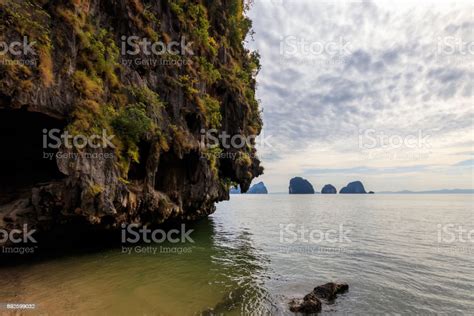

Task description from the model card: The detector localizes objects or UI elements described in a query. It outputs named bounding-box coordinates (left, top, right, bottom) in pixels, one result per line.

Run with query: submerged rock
left=289, top=282, right=349, bottom=313
left=247, top=182, right=268, bottom=194
left=339, top=181, right=367, bottom=194
left=289, top=296, right=322, bottom=314
left=312, top=282, right=349, bottom=300
left=289, top=177, right=315, bottom=194
left=321, top=184, right=337, bottom=194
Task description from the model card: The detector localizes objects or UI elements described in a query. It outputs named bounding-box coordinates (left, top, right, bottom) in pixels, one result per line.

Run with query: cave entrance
left=0, top=109, right=66, bottom=204
left=154, top=150, right=201, bottom=201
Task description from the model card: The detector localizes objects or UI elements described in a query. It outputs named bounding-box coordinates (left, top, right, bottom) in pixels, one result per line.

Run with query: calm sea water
left=1, top=195, right=473, bottom=315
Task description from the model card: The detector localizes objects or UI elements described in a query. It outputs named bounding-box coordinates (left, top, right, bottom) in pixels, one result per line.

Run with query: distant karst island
left=247, top=182, right=268, bottom=194
left=230, top=181, right=268, bottom=194
left=230, top=179, right=381, bottom=195
left=230, top=186, right=241, bottom=194
left=339, top=181, right=367, bottom=194
left=288, top=178, right=373, bottom=194
left=289, top=177, right=315, bottom=194
left=321, top=184, right=337, bottom=194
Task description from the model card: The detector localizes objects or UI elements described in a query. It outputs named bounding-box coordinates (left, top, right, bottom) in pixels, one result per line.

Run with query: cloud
left=247, top=0, right=474, bottom=191
left=304, top=165, right=429, bottom=175
left=453, top=159, right=474, bottom=167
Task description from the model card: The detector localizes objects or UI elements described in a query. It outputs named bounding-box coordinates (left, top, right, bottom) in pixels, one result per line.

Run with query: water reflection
left=0, top=216, right=275, bottom=315
left=192, top=218, right=276, bottom=315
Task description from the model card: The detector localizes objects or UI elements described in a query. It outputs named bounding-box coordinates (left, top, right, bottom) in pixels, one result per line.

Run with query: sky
left=244, top=0, right=473, bottom=193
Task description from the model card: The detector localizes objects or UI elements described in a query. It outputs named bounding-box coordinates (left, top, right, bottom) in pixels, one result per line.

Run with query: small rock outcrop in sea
left=368, top=191, right=375, bottom=194
left=312, top=282, right=349, bottom=300
left=289, top=282, right=349, bottom=313
left=289, top=177, right=315, bottom=194
left=339, top=181, right=367, bottom=194
left=247, top=182, right=268, bottom=194
left=321, top=184, right=337, bottom=194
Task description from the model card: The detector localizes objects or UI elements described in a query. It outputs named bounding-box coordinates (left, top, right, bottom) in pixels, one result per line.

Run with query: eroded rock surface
left=0, top=0, right=262, bottom=240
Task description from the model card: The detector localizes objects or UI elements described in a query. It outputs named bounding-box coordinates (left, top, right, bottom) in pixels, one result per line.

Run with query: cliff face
left=0, top=0, right=262, bottom=235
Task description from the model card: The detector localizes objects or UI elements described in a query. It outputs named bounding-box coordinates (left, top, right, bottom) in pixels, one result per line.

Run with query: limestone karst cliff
left=0, top=0, right=262, bottom=238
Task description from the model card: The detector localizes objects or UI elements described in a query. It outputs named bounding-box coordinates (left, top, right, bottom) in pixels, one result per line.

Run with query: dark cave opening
left=154, top=150, right=201, bottom=200
left=0, top=109, right=66, bottom=204
left=185, top=113, right=201, bottom=133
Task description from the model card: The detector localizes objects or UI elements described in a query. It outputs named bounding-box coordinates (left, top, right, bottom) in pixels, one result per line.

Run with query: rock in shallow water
left=289, top=282, right=349, bottom=314
left=312, top=282, right=349, bottom=301
left=289, top=296, right=322, bottom=313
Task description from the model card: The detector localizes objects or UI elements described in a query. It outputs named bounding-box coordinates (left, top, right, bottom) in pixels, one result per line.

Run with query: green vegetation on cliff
left=0, top=0, right=263, bottom=224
